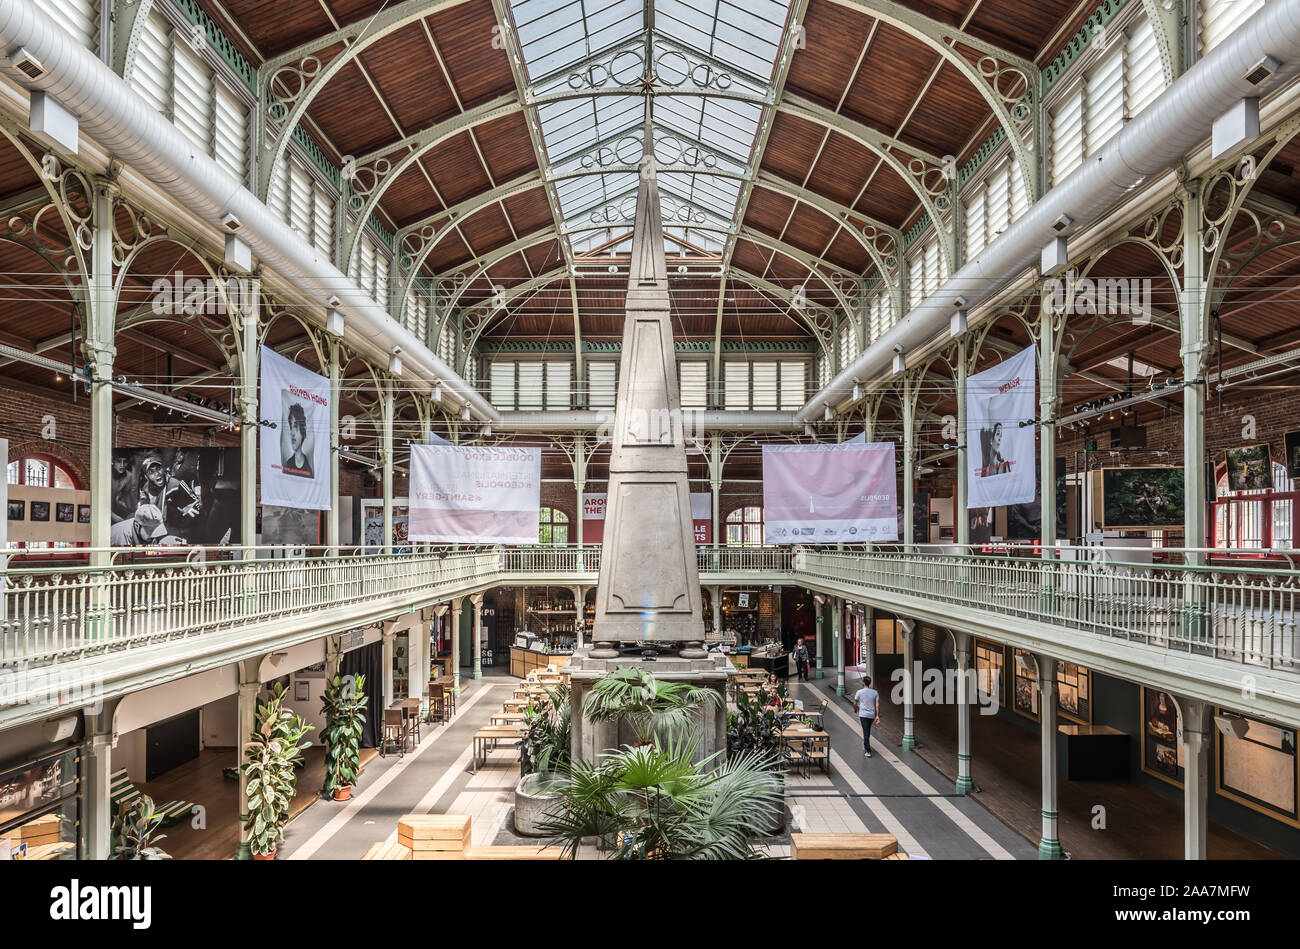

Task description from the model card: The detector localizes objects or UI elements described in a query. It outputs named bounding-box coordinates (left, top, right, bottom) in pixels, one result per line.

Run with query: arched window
left=1214, top=461, right=1293, bottom=549
left=538, top=506, right=569, bottom=546
left=725, top=506, right=763, bottom=547
left=7, top=454, right=78, bottom=489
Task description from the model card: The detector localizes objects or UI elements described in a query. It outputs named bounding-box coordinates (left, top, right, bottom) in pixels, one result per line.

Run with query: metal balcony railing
left=799, top=546, right=1300, bottom=672
left=0, top=546, right=497, bottom=667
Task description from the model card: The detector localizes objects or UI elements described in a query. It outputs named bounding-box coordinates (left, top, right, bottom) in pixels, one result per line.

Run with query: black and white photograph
left=29, top=500, right=49, bottom=522
left=1225, top=444, right=1274, bottom=492
left=76, top=504, right=90, bottom=524
left=54, top=502, right=73, bottom=523
left=261, top=504, right=319, bottom=547
left=280, top=392, right=316, bottom=480
left=109, top=447, right=241, bottom=546
left=6, top=499, right=22, bottom=521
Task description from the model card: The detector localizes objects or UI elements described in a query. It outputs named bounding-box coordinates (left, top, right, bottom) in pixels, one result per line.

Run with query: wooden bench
left=368, top=815, right=565, bottom=860
left=397, top=814, right=471, bottom=860
left=790, top=833, right=899, bottom=860
left=362, top=841, right=412, bottom=860
left=464, top=845, right=565, bottom=860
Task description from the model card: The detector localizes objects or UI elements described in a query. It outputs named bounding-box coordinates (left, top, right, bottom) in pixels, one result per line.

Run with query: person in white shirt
left=852, top=676, right=881, bottom=758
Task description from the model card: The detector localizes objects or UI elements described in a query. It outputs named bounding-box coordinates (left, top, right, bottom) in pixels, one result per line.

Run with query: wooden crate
left=397, top=814, right=471, bottom=859
left=362, top=841, right=412, bottom=860
left=12, top=814, right=61, bottom=848
left=790, top=833, right=898, bottom=860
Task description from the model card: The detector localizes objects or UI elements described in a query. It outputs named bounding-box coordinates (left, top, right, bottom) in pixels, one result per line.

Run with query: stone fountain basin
left=514, top=772, right=564, bottom=837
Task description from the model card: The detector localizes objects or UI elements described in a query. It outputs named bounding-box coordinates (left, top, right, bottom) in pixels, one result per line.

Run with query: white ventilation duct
left=496, top=410, right=802, bottom=432
left=0, top=0, right=499, bottom=423
left=797, top=0, right=1300, bottom=422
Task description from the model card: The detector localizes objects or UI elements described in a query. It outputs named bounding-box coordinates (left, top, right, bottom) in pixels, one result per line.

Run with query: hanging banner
left=583, top=491, right=712, bottom=544
left=762, top=443, right=897, bottom=544
left=260, top=346, right=331, bottom=511
left=409, top=445, right=541, bottom=543
left=966, top=343, right=1037, bottom=509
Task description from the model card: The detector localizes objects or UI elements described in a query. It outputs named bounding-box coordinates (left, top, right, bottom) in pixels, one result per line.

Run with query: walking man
left=852, top=675, right=880, bottom=758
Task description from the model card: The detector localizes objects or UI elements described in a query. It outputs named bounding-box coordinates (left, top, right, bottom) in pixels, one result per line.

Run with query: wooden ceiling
left=0, top=0, right=1297, bottom=443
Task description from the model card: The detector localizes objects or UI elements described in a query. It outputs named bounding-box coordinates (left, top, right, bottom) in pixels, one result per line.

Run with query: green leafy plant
left=727, top=687, right=793, bottom=769
left=583, top=666, right=723, bottom=748
left=110, top=794, right=172, bottom=860
left=320, top=672, right=367, bottom=798
left=519, top=684, right=571, bottom=776
left=537, top=735, right=783, bottom=860
left=241, top=682, right=314, bottom=857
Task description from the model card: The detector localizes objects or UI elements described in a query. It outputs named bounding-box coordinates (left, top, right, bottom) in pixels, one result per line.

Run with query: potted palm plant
left=583, top=665, right=724, bottom=749
left=320, top=672, right=367, bottom=801
left=537, top=734, right=783, bottom=859
left=241, top=682, right=314, bottom=859
left=110, top=794, right=172, bottom=860
left=515, top=684, right=571, bottom=837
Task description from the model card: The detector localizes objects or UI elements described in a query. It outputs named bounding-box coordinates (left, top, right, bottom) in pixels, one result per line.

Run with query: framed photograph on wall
left=1284, top=431, right=1300, bottom=479
left=6, top=499, right=22, bottom=521
left=1141, top=687, right=1183, bottom=787
left=1100, top=467, right=1185, bottom=529
left=55, top=503, right=74, bottom=523
left=294, top=680, right=310, bottom=703
left=975, top=639, right=1005, bottom=708
left=77, top=504, right=91, bottom=524
left=1216, top=710, right=1299, bottom=827
left=29, top=501, right=50, bottom=522
left=1012, top=649, right=1038, bottom=718
left=1225, top=444, right=1274, bottom=492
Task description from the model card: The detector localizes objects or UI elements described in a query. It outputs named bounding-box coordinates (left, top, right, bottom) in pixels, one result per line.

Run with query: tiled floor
left=279, top=667, right=1038, bottom=860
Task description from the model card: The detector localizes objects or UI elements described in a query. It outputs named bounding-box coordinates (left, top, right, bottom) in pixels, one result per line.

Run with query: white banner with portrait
left=409, top=445, right=541, bottom=543
left=966, top=343, right=1037, bottom=509
left=259, top=347, right=331, bottom=511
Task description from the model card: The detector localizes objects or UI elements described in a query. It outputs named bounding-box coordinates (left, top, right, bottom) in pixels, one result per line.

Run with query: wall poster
left=1216, top=711, right=1299, bottom=827
left=1099, top=467, right=1185, bottom=530
left=1285, top=430, right=1300, bottom=480
left=109, top=447, right=240, bottom=546
left=1225, top=444, right=1274, bottom=492
left=1012, top=649, right=1091, bottom=724
left=974, top=639, right=1005, bottom=708
left=1141, top=687, right=1184, bottom=787
left=360, top=498, right=410, bottom=552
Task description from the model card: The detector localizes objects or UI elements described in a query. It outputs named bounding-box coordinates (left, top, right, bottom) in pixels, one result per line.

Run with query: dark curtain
left=340, top=641, right=384, bottom=749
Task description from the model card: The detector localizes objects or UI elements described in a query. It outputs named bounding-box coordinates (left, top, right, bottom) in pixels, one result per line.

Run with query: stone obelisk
left=588, top=119, right=706, bottom=657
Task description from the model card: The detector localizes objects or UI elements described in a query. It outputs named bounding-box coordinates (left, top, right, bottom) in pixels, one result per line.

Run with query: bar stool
left=380, top=708, right=406, bottom=757
left=427, top=683, right=446, bottom=725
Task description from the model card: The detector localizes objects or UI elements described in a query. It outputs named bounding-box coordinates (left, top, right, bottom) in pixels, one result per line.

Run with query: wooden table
left=472, top=724, right=526, bottom=772
left=491, top=710, right=526, bottom=725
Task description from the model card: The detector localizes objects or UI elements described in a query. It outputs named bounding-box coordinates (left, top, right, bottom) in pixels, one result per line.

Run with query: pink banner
left=762, top=443, right=897, bottom=544
left=583, top=491, right=711, bottom=544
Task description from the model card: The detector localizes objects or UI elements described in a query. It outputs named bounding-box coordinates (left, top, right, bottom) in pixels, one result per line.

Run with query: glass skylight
left=510, top=0, right=794, bottom=257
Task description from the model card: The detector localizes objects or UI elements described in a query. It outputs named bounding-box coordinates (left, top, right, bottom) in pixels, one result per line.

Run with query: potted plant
left=515, top=685, right=571, bottom=837
left=537, top=734, right=783, bottom=860
left=583, top=665, right=723, bottom=749
left=241, top=682, right=314, bottom=859
left=727, top=688, right=794, bottom=834
left=110, top=794, right=172, bottom=860
left=320, top=672, right=367, bottom=801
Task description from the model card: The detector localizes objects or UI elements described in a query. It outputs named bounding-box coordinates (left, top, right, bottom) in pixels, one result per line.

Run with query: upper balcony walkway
left=2, top=544, right=1297, bottom=729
